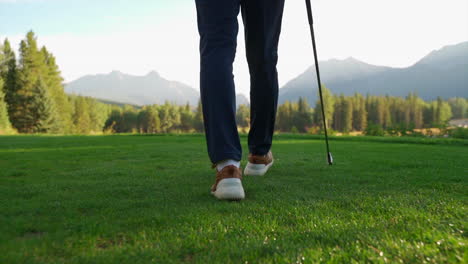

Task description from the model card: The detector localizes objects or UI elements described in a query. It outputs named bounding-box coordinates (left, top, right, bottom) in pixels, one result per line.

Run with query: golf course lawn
left=0, top=134, right=466, bottom=263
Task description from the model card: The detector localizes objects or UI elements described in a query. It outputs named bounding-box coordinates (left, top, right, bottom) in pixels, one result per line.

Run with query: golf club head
left=327, top=152, right=333, bottom=165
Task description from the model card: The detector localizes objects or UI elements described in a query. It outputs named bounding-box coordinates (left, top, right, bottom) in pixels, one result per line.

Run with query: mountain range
left=65, top=41, right=468, bottom=107
left=66, top=71, right=199, bottom=106
left=279, top=41, right=468, bottom=104
left=66, top=70, right=249, bottom=108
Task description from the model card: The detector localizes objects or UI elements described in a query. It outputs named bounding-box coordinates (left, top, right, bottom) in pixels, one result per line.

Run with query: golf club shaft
left=305, top=0, right=333, bottom=165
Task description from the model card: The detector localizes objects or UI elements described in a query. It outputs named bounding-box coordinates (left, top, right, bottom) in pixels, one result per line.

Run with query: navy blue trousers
left=195, top=0, right=285, bottom=165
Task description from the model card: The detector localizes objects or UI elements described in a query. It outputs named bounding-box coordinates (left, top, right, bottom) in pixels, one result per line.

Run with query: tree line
left=1, top=31, right=467, bottom=136
left=276, top=88, right=466, bottom=135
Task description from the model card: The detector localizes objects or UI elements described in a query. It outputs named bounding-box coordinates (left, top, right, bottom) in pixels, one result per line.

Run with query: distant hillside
left=66, top=71, right=200, bottom=106
left=279, top=41, right=468, bottom=104
left=66, top=71, right=250, bottom=108
left=96, top=99, right=141, bottom=109
left=236, top=94, right=249, bottom=107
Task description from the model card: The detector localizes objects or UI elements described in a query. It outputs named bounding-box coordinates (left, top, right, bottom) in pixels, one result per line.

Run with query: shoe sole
left=244, top=160, right=274, bottom=176
left=211, top=178, right=245, bottom=201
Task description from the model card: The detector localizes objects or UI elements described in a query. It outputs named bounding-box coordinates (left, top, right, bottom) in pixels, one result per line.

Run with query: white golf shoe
left=244, top=150, right=274, bottom=176
left=210, top=165, right=245, bottom=201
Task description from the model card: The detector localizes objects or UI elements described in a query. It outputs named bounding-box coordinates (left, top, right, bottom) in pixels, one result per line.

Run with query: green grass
left=0, top=134, right=467, bottom=263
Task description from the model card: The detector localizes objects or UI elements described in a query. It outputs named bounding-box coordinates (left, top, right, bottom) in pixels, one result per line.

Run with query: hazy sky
left=1, top=0, right=467, bottom=97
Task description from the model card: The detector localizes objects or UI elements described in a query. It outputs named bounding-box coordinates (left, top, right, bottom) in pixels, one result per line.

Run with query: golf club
left=305, top=0, right=333, bottom=165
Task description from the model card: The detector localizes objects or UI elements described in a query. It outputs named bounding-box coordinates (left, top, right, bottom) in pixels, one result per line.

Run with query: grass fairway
left=0, top=134, right=467, bottom=263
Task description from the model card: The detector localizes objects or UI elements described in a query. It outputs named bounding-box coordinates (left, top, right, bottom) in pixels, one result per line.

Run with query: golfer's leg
left=195, top=0, right=242, bottom=165
left=241, top=0, right=285, bottom=155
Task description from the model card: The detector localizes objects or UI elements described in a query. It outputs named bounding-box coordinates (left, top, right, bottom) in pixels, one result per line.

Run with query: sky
left=1, top=0, right=467, bottom=98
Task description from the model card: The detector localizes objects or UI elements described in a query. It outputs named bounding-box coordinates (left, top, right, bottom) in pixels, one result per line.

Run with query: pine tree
left=121, top=105, right=139, bottom=133
left=87, top=97, right=109, bottom=133
left=343, top=97, right=353, bottom=133
left=332, top=95, right=344, bottom=131
left=438, top=100, right=453, bottom=126
left=158, top=102, right=173, bottom=133
left=448, top=98, right=467, bottom=119
left=391, top=97, right=406, bottom=126
left=406, top=93, right=424, bottom=129
left=276, top=101, right=292, bottom=132
left=288, top=101, right=299, bottom=132
left=30, top=78, right=58, bottom=133
left=41, top=47, right=73, bottom=133
left=376, top=97, right=385, bottom=127
left=2, top=39, right=19, bottom=127
left=352, top=93, right=367, bottom=131
left=104, top=108, right=122, bottom=133
left=383, top=96, right=392, bottom=129
left=0, top=46, right=10, bottom=132
left=193, top=99, right=204, bottom=132
left=72, top=96, right=91, bottom=134
left=168, top=103, right=181, bottom=132
left=360, top=96, right=368, bottom=131
left=314, top=85, right=334, bottom=130
left=0, top=75, right=13, bottom=133
left=365, top=95, right=375, bottom=125
left=422, top=102, right=433, bottom=128
left=373, top=97, right=391, bottom=129
left=179, top=102, right=194, bottom=131
left=296, top=97, right=313, bottom=132
left=14, top=31, right=48, bottom=132
left=137, top=107, right=150, bottom=133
